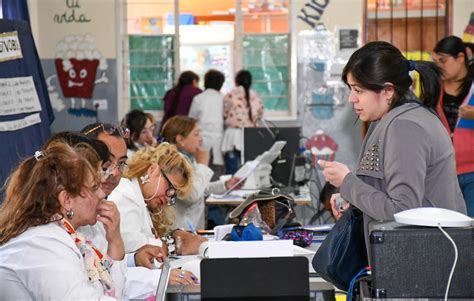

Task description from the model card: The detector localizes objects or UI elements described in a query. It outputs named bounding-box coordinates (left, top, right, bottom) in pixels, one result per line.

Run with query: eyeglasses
left=161, top=169, right=177, bottom=206
left=140, top=126, right=156, bottom=135
left=83, top=123, right=130, bottom=139
left=101, top=161, right=128, bottom=179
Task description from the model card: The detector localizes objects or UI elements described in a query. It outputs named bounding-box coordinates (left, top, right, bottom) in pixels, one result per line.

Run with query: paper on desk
left=292, top=245, right=316, bottom=255
left=169, top=255, right=201, bottom=269
left=211, top=161, right=259, bottom=199
left=181, top=258, right=202, bottom=282
left=124, top=267, right=160, bottom=299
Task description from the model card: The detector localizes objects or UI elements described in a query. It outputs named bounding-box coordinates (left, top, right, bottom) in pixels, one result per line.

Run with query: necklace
left=57, top=217, right=116, bottom=297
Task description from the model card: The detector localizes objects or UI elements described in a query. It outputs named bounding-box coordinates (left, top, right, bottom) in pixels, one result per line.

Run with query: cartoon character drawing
left=305, top=130, right=339, bottom=166
left=47, top=34, right=108, bottom=117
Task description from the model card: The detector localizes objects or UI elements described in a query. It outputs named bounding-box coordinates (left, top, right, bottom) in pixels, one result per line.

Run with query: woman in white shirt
left=0, top=142, right=126, bottom=300
left=109, top=143, right=199, bottom=284
left=160, top=116, right=242, bottom=230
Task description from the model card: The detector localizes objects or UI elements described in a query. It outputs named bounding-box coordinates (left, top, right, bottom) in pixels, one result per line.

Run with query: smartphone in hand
left=334, top=194, right=349, bottom=213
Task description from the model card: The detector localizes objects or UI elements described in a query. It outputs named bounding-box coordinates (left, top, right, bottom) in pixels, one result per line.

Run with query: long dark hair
left=123, top=109, right=148, bottom=151
left=434, top=35, right=474, bottom=94
left=342, top=41, right=441, bottom=110
left=235, top=70, right=254, bottom=122
left=168, top=71, right=199, bottom=117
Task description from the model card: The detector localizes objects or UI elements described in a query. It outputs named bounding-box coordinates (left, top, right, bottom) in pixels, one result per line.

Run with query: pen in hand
left=185, top=219, right=197, bottom=235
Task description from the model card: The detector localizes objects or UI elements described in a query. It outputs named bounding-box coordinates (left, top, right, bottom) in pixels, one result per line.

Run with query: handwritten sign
left=0, top=77, right=42, bottom=116
left=53, top=0, right=91, bottom=24
left=0, top=31, right=23, bottom=62
left=0, top=113, right=41, bottom=132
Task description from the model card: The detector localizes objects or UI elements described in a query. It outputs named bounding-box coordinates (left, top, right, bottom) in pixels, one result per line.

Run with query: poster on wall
left=32, top=0, right=118, bottom=131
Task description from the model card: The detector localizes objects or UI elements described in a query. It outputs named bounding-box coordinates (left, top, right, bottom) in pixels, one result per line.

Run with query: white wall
left=453, top=0, right=474, bottom=38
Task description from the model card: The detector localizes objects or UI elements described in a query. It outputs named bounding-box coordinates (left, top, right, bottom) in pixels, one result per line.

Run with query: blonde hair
left=0, top=141, right=100, bottom=245
left=124, top=142, right=193, bottom=236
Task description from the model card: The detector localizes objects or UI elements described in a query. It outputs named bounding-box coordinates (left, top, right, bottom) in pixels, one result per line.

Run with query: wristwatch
left=162, top=233, right=176, bottom=256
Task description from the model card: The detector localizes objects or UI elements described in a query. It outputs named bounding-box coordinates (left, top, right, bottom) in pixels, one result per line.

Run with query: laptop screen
left=154, top=259, right=171, bottom=301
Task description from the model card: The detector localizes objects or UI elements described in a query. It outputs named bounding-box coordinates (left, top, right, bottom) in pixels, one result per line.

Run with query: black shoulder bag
left=312, top=206, right=368, bottom=291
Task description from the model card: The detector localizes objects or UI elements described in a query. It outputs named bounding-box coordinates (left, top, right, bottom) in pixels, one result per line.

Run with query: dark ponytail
left=410, top=60, right=442, bottom=109
left=342, top=41, right=441, bottom=110
left=168, top=71, right=199, bottom=117
left=434, top=36, right=474, bottom=94
left=235, top=70, right=253, bottom=122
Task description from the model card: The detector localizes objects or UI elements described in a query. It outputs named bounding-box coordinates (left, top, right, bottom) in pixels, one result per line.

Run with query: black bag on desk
left=312, top=206, right=368, bottom=291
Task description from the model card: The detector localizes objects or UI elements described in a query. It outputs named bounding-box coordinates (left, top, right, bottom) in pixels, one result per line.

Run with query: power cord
left=347, top=267, right=371, bottom=301
left=437, top=224, right=458, bottom=301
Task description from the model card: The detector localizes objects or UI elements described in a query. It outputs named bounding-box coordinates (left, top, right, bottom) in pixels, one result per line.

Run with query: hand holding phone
left=330, top=193, right=349, bottom=220
left=334, top=194, right=349, bottom=213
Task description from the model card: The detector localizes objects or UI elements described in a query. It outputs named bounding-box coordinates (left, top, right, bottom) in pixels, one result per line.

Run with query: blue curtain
left=2, top=0, right=30, bottom=22
left=0, top=1, right=54, bottom=200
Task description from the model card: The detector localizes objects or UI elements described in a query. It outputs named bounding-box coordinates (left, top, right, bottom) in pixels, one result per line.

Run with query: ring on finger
left=178, top=271, right=185, bottom=279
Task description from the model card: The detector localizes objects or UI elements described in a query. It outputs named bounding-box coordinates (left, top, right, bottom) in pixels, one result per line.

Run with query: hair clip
left=157, top=135, right=166, bottom=143
left=34, top=150, right=45, bottom=161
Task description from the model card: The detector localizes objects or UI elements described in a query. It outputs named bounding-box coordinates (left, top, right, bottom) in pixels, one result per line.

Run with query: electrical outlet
left=93, top=99, right=108, bottom=110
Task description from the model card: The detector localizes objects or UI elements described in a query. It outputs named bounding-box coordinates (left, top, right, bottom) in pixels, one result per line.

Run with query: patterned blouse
left=223, top=86, right=264, bottom=128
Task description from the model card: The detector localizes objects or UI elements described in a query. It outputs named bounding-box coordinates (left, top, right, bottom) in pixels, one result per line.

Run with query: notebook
left=154, top=259, right=172, bottom=301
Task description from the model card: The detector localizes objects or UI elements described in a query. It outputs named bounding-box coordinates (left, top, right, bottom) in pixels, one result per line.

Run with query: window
left=120, top=0, right=297, bottom=120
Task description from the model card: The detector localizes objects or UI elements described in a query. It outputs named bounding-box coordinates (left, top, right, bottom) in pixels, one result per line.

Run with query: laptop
left=213, top=141, right=287, bottom=199
left=201, top=257, right=309, bottom=301
left=154, top=259, right=172, bottom=301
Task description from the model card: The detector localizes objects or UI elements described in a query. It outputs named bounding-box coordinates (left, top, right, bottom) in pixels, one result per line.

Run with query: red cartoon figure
left=48, top=34, right=108, bottom=117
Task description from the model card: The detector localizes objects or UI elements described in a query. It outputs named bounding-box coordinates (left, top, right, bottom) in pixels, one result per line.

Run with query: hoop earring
left=66, top=209, right=74, bottom=220
left=140, top=174, right=150, bottom=185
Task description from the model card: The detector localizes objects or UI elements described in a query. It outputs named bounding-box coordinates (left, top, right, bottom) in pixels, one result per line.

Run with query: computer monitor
left=201, top=257, right=309, bottom=301
left=243, top=127, right=302, bottom=188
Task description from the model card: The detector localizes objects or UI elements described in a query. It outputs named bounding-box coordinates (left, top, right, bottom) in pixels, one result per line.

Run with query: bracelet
left=161, top=234, right=176, bottom=256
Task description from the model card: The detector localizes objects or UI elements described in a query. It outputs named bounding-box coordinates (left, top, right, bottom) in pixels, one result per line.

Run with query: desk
left=166, top=281, right=335, bottom=301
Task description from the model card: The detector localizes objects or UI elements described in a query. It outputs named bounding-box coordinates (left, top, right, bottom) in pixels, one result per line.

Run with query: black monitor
left=243, top=127, right=301, bottom=188
left=201, top=257, right=309, bottom=301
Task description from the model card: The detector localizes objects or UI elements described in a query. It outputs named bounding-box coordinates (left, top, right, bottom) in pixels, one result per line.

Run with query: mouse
left=394, top=207, right=472, bottom=228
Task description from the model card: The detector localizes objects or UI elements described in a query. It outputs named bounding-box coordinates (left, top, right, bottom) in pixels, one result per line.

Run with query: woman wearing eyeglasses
left=109, top=143, right=199, bottom=284
left=161, top=115, right=243, bottom=231
left=122, top=109, right=158, bottom=158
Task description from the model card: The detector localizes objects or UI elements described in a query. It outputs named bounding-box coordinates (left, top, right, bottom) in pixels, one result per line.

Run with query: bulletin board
left=0, top=19, right=53, bottom=193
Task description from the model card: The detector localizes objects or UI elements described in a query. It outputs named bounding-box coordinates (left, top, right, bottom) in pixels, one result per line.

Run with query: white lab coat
left=173, top=162, right=227, bottom=230
left=0, top=223, right=126, bottom=300
left=188, top=89, right=225, bottom=165
left=109, top=177, right=163, bottom=253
